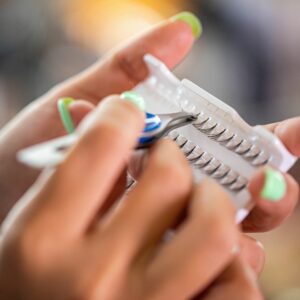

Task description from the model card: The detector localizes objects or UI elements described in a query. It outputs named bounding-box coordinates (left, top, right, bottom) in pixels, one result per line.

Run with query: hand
left=242, top=117, right=300, bottom=232
left=0, top=15, right=196, bottom=220
left=127, top=114, right=300, bottom=233
left=0, top=97, right=262, bottom=300
left=36, top=94, right=300, bottom=237
left=68, top=98, right=300, bottom=235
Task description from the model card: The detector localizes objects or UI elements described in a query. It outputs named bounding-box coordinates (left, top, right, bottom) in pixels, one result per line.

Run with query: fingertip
left=243, top=172, right=298, bottom=232
left=106, top=17, right=197, bottom=89
left=120, top=91, right=146, bottom=112
left=68, top=100, right=95, bottom=127
left=57, top=98, right=76, bottom=134
left=274, top=117, right=300, bottom=157
left=249, top=167, right=287, bottom=203
left=77, top=95, right=146, bottom=149
left=240, top=236, right=265, bottom=275
left=170, top=11, right=203, bottom=39
left=158, top=19, right=196, bottom=69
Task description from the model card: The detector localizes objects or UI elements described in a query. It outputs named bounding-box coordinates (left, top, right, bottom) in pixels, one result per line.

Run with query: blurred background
left=1, top=0, right=300, bottom=298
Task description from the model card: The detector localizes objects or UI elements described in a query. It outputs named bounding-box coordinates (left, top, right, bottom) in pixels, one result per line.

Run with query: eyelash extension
left=193, top=113, right=269, bottom=166
left=170, top=132, right=248, bottom=194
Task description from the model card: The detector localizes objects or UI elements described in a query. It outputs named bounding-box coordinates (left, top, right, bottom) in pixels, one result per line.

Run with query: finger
left=50, top=16, right=197, bottom=104
left=265, top=117, right=300, bottom=157
left=68, top=100, right=95, bottom=128
left=239, top=235, right=265, bottom=276
left=98, top=140, right=192, bottom=255
left=0, top=16, right=197, bottom=210
left=3, top=16, right=197, bottom=147
left=89, top=169, right=128, bottom=230
left=25, top=96, right=145, bottom=236
left=199, top=257, right=263, bottom=300
left=242, top=167, right=299, bottom=232
left=144, top=180, right=238, bottom=300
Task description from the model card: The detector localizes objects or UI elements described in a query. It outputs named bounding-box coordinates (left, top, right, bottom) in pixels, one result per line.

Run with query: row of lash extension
left=127, top=110, right=270, bottom=193
left=192, top=112, right=270, bottom=166
left=126, top=127, right=249, bottom=193
left=169, top=131, right=248, bottom=192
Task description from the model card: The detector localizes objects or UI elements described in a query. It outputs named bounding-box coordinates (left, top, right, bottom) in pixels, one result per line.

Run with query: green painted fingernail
left=120, top=91, right=146, bottom=112
left=58, top=98, right=75, bottom=134
left=171, top=11, right=203, bottom=39
left=261, top=168, right=286, bottom=202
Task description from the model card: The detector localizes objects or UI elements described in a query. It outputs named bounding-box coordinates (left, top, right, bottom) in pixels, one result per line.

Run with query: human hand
left=0, top=96, right=263, bottom=300
left=242, top=118, right=300, bottom=232
left=127, top=114, right=300, bottom=234
left=68, top=97, right=300, bottom=235
left=0, top=12, right=199, bottom=219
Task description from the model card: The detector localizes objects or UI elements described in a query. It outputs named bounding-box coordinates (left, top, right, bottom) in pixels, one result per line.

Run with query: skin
left=0, top=17, right=298, bottom=299
left=0, top=97, right=263, bottom=299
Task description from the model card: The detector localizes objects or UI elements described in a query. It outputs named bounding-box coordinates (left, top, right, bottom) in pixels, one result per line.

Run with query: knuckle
left=111, top=51, right=148, bottom=83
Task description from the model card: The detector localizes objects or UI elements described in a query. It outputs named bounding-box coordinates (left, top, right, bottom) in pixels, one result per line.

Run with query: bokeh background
left=1, top=0, right=300, bottom=298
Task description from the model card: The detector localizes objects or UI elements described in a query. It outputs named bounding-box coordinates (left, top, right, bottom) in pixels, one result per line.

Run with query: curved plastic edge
left=236, top=208, right=250, bottom=224
left=144, top=54, right=181, bottom=85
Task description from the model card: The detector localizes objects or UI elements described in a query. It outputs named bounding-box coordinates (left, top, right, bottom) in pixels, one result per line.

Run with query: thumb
left=242, top=167, right=298, bottom=232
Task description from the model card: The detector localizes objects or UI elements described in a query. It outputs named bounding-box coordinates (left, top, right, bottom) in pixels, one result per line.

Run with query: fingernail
left=261, top=168, right=286, bottom=202
left=170, top=11, right=203, bottom=39
left=120, top=91, right=146, bottom=112
left=57, top=97, right=75, bottom=134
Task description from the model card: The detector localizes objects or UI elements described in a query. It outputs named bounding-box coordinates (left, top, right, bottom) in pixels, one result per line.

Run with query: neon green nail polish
left=121, top=91, right=146, bottom=112
left=261, top=168, right=286, bottom=202
left=58, top=98, right=75, bottom=134
left=171, top=11, right=203, bottom=39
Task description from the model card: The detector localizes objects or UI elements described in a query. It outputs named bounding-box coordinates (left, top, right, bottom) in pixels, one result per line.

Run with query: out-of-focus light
left=62, top=0, right=184, bottom=53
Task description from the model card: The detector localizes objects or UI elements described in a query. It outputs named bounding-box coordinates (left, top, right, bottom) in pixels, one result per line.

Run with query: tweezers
left=17, top=111, right=197, bottom=169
